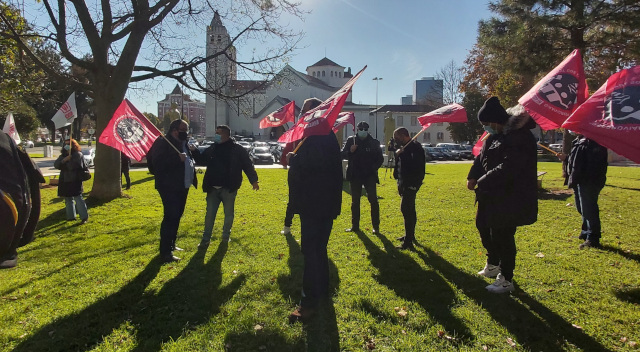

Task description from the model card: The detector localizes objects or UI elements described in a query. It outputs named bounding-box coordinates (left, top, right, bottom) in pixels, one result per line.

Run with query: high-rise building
left=413, top=77, right=443, bottom=106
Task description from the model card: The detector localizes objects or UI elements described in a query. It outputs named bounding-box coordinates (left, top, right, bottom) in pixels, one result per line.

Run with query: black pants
left=284, top=202, right=294, bottom=227
left=121, top=169, right=131, bottom=189
left=158, top=187, right=189, bottom=257
left=400, top=187, right=418, bottom=244
left=299, top=214, right=333, bottom=308
left=477, top=225, right=517, bottom=282
left=350, top=175, right=379, bottom=230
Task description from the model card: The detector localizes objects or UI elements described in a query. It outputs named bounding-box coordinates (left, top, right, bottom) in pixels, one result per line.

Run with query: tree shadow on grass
left=355, top=230, right=473, bottom=342
left=601, top=244, right=640, bottom=264
left=274, top=232, right=341, bottom=352
left=128, top=176, right=154, bottom=187
left=606, top=184, right=640, bottom=192
left=614, top=287, right=640, bottom=305
left=415, top=244, right=611, bottom=352
left=12, top=242, right=245, bottom=352
left=224, top=330, right=302, bottom=351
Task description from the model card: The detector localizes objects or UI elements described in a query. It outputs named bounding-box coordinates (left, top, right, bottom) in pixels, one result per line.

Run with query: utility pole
left=373, top=77, right=383, bottom=139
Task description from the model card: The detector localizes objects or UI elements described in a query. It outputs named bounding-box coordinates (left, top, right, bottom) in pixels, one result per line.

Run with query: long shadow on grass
left=601, top=244, right=640, bottom=263
left=271, top=232, right=340, bottom=352
left=356, top=230, right=472, bottom=342
left=606, top=184, right=640, bottom=192
left=415, top=244, right=610, bottom=352
left=128, top=175, right=154, bottom=187
left=614, top=287, right=640, bottom=305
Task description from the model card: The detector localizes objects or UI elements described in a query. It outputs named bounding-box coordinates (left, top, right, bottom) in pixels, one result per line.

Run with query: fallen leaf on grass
left=401, top=330, right=407, bottom=335
left=482, top=345, right=488, bottom=351
left=506, top=337, right=516, bottom=347
left=19, top=333, right=27, bottom=339
left=278, top=253, right=285, bottom=259
left=254, top=324, right=263, bottom=331
left=1, top=296, right=18, bottom=300
left=628, top=341, right=637, bottom=348
left=621, top=337, right=628, bottom=343
left=437, top=330, right=455, bottom=341
left=237, top=305, right=244, bottom=312
left=571, top=324, right=582, bottom=330
left=546, top=289, right=554, bottom=292
left=535, top=252, right=545, bottom=258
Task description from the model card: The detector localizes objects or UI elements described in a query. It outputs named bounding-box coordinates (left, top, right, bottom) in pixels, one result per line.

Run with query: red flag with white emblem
left=99, top=99, right=162, bottom=161
left=259, top=101, right=296, bottom=129
left=417, top=103, right=467, bottom=130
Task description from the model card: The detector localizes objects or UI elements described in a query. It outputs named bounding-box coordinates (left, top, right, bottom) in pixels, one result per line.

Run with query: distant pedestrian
left=147, top=119, right=197, bottom=263
left=557, top=135, right=608, bottom=249
left=342, top=121, right=383, bottom=233
left=190, top=125, right=259, bottom=247
left=121, top=152, right=131, bottom=190
left=54, top=138, right=89, bottom=224
left=467, top=98, right=537, bottom=294
left=392, top=127, right=425, bottom=250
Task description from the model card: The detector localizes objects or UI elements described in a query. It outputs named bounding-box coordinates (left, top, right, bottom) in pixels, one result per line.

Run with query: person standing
left=287, top=98, right=343, bottom=323
left=558, top=135, right=608, bottom=249
left=342, top=121, right=383, bottom=233
left=467, top=98, right=537, bottom=294
left=54, top=139, right=89, bottom=224
left=147, top=119, right=197, bottom=263
left=191, top=125, right=259, bottom=247
left=392, top=127, right=425, bottom=250
left=121, top=152, right=131, bottom=190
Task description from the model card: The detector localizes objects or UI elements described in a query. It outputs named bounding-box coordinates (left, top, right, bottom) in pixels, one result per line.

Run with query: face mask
left=394, top=138, right=403, bottom=146
left=212, top=134, right=222, bottom=144
left=178, top=131, right=188, bottom=141
left=64, top=145, right=71, bottom=151
left=483, top=125, right=497, bottom=135
left=357, top=130, right=368, bottom=139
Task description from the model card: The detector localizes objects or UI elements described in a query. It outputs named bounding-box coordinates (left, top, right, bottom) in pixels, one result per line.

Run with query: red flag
left=472, top=131, right=488, bottom=156
left=278, top=66, right=367, bottom=143
left=259, top=101, right=295, bottom=129
left=417, top=103, right=467, bottom=130
left=332, top=112, right=355, bottom=133
left=519, top=49, right=589, bottom=130
left=99, top=99, right=162, bottom=161
left=562, top=65, right=640, bottom=163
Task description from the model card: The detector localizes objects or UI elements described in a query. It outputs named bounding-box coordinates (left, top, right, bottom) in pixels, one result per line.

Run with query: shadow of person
left=276, top=232, right=340, bottom=352
left=355, top=230, right=473, bottom=342
left=224, top=330, right=303, bottom=351
left=11, top=258, right=164, bottom=352
left=128, top=176, right=154, bottom=187
left=601, top=244, right=640, bottom=263
left=415, top=244, right=611, bottom=352
left=130, top=241, right=245, bottom=352
left=614, top=287, right=640, bottom=305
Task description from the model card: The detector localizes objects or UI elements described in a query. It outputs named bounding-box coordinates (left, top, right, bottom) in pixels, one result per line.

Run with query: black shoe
left=345, top=227, right=360, bottom=232
left=579, top=240, right=602, bottom=249
left=161, top=255, right=181, bottom=263
left=578, top=233, right=587, bottom=240
left=396, top=236, right=405, bottom=241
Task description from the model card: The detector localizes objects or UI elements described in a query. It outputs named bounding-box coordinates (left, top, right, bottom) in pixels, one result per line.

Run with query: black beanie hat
left=478, top=97, right=509, bottom=124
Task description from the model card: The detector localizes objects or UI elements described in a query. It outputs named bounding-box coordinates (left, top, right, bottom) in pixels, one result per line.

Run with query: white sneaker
left=281, top=226, right=291, bottom=235
left=477, top=263, right=501, bottom=278
left=486, top=273, right=514, bottom=293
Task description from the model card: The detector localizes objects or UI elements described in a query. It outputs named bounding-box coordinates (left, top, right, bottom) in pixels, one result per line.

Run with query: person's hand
left=467, top=179, right=477, bottom=190
left=252, top=182, right=260, bottom=191
left=179, top=153, right=187, bottom=162
left=63, top=155, right=71, bottom=163
left=557, top=153, right=567, bottom=161
left=395, top=148, right=404, bottom=156
left=188, top=144, right=196, bottom=152
left=350, top=144, right=358, bottom=153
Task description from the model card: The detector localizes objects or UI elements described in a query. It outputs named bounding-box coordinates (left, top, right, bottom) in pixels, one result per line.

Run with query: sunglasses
left=358, top=128, right=368, bottom=131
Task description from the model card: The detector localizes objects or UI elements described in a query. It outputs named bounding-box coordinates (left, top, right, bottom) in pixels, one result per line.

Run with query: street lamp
left=372, top=77, right=383, bottom=139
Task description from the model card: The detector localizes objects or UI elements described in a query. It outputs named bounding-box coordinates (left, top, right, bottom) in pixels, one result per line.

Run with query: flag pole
left=160, top=135, right=183, bottom=154
left=292, top=137, right=307, bottom=154
left=537, top=142, right=558, bottom=156
left=398, top=128, right=426, bottom=153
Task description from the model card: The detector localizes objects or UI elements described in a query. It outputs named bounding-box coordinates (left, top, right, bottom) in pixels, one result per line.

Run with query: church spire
left=210, top=11, right=223, bottom=28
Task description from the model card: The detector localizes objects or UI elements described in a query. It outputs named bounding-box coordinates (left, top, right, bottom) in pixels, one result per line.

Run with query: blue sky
left=129, top=1, right=494, bottom=113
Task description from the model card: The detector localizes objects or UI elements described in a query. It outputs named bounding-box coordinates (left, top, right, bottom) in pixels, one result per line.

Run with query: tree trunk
left=89, top=92, right=123, bottom=200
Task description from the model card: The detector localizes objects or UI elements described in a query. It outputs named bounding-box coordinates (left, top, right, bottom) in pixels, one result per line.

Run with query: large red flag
left=562, top=65, right=640, bottom=163
left=417, top=103, right=467, bottom=130
left=332, top=112, right=355, bottom=133
left=519, top=49, right=589, bottom=130
left=99, top=99, right=162, bottom=161
left=259, top=101, right=295, bottom=129
left=278, top=66, right=367, bottom=143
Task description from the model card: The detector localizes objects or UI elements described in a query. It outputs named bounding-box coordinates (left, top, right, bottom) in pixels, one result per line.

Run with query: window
left=312, top=72, right=316, bottom=77
left=339, top=72, right=342, bottom=78
left=411, top=116, right=417, bottom=126
left=331, top=71, right=333, bottom=77
left=397, top=116, right=403, bottom=125
left=437, top=132, right=444, bottom=141
left=322, top=71, right=325, bottom=77
left=424, top=132, right=430, bottom=141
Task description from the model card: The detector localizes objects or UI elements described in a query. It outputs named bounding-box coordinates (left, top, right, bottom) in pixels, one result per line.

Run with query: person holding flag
left=287, top=98, right=343, bottom=323
left=467, top=97, right=538, bottom=294
left=147, top=119, right=197, bottom=263
left=342, top=121, right=383, bottom=234
left=54, top=138, right=89, bottom=224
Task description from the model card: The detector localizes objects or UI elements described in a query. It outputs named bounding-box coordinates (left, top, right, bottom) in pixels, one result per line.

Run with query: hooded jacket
left=341, top=134, right=383, bottom=181
left=563, top=137, right=607, bottom=189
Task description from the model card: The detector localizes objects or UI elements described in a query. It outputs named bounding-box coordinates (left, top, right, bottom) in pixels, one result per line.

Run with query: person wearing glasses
left=341, top=121, right=383, bottom=234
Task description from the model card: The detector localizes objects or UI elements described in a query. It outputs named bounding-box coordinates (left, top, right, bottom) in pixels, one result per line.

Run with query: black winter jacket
left=393, top=140, right=425, bottom=192
left=341, top=134, right=383, bottom=181
left=191, top=139, right=258, bottom=192
left=288, top=132, right=342, bottom=219
left=468, top=114, right=538, bottom=228
left=563, top=137, right=608, bottom=189
left=54, top=150, right=86, bottom=197
left=147, top=135, right=197, bottom=192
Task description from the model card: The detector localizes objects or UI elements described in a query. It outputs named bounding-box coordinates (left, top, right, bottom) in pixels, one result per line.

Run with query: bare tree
left=435, top=60, right=464, bottom=105
left=0, top=0, right=304, bottom=199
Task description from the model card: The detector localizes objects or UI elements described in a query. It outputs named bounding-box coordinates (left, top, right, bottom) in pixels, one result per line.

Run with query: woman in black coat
left=54, top=139, right=89, bottom=223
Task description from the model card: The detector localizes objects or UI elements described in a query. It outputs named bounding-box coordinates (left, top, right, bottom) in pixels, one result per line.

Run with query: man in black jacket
left=393, top=127, right=425, bottom=250
left=148, top=119, right=197, bottom=263
left=342, top=121, right=383, bottom=233
left=558, top=136, right=608, bottom=249
left=191, top=125, right=259, bottom=247
left=467, top=98, right=537, bottom=293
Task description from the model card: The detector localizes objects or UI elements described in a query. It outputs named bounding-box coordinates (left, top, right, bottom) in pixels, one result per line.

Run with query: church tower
left=205, top=11, right=236, bottom=136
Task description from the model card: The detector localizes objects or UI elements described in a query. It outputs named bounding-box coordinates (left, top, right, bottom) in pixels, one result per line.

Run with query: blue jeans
left=202, top=188, right=237, bottom=240
left=574, top=183, right=602, bottom=243
left=65, top=195, right=88, bottom=221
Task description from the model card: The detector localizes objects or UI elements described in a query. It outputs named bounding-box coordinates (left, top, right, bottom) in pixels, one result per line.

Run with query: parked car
left=22, top=140, right=34, bottom=148
left=438, top=143, right=474, bottom=160
left=252, top=141, right=269, bottom=149
left=435, top=143, right=464, bottom=160
left=433, top=147, right=457, bottom=160
left=549, top=143, right=563, bottom=152
left=424, top=147, right=446, bottom=161
left=82, top=148, right=96, bottom=168
left=250, top=147, right=274, bottom=164
left=238, top=141, right=252, bottom=151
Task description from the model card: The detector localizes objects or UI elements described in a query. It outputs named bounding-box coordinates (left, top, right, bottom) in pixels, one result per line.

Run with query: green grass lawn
left=1, top=163, right=639, bottom=351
